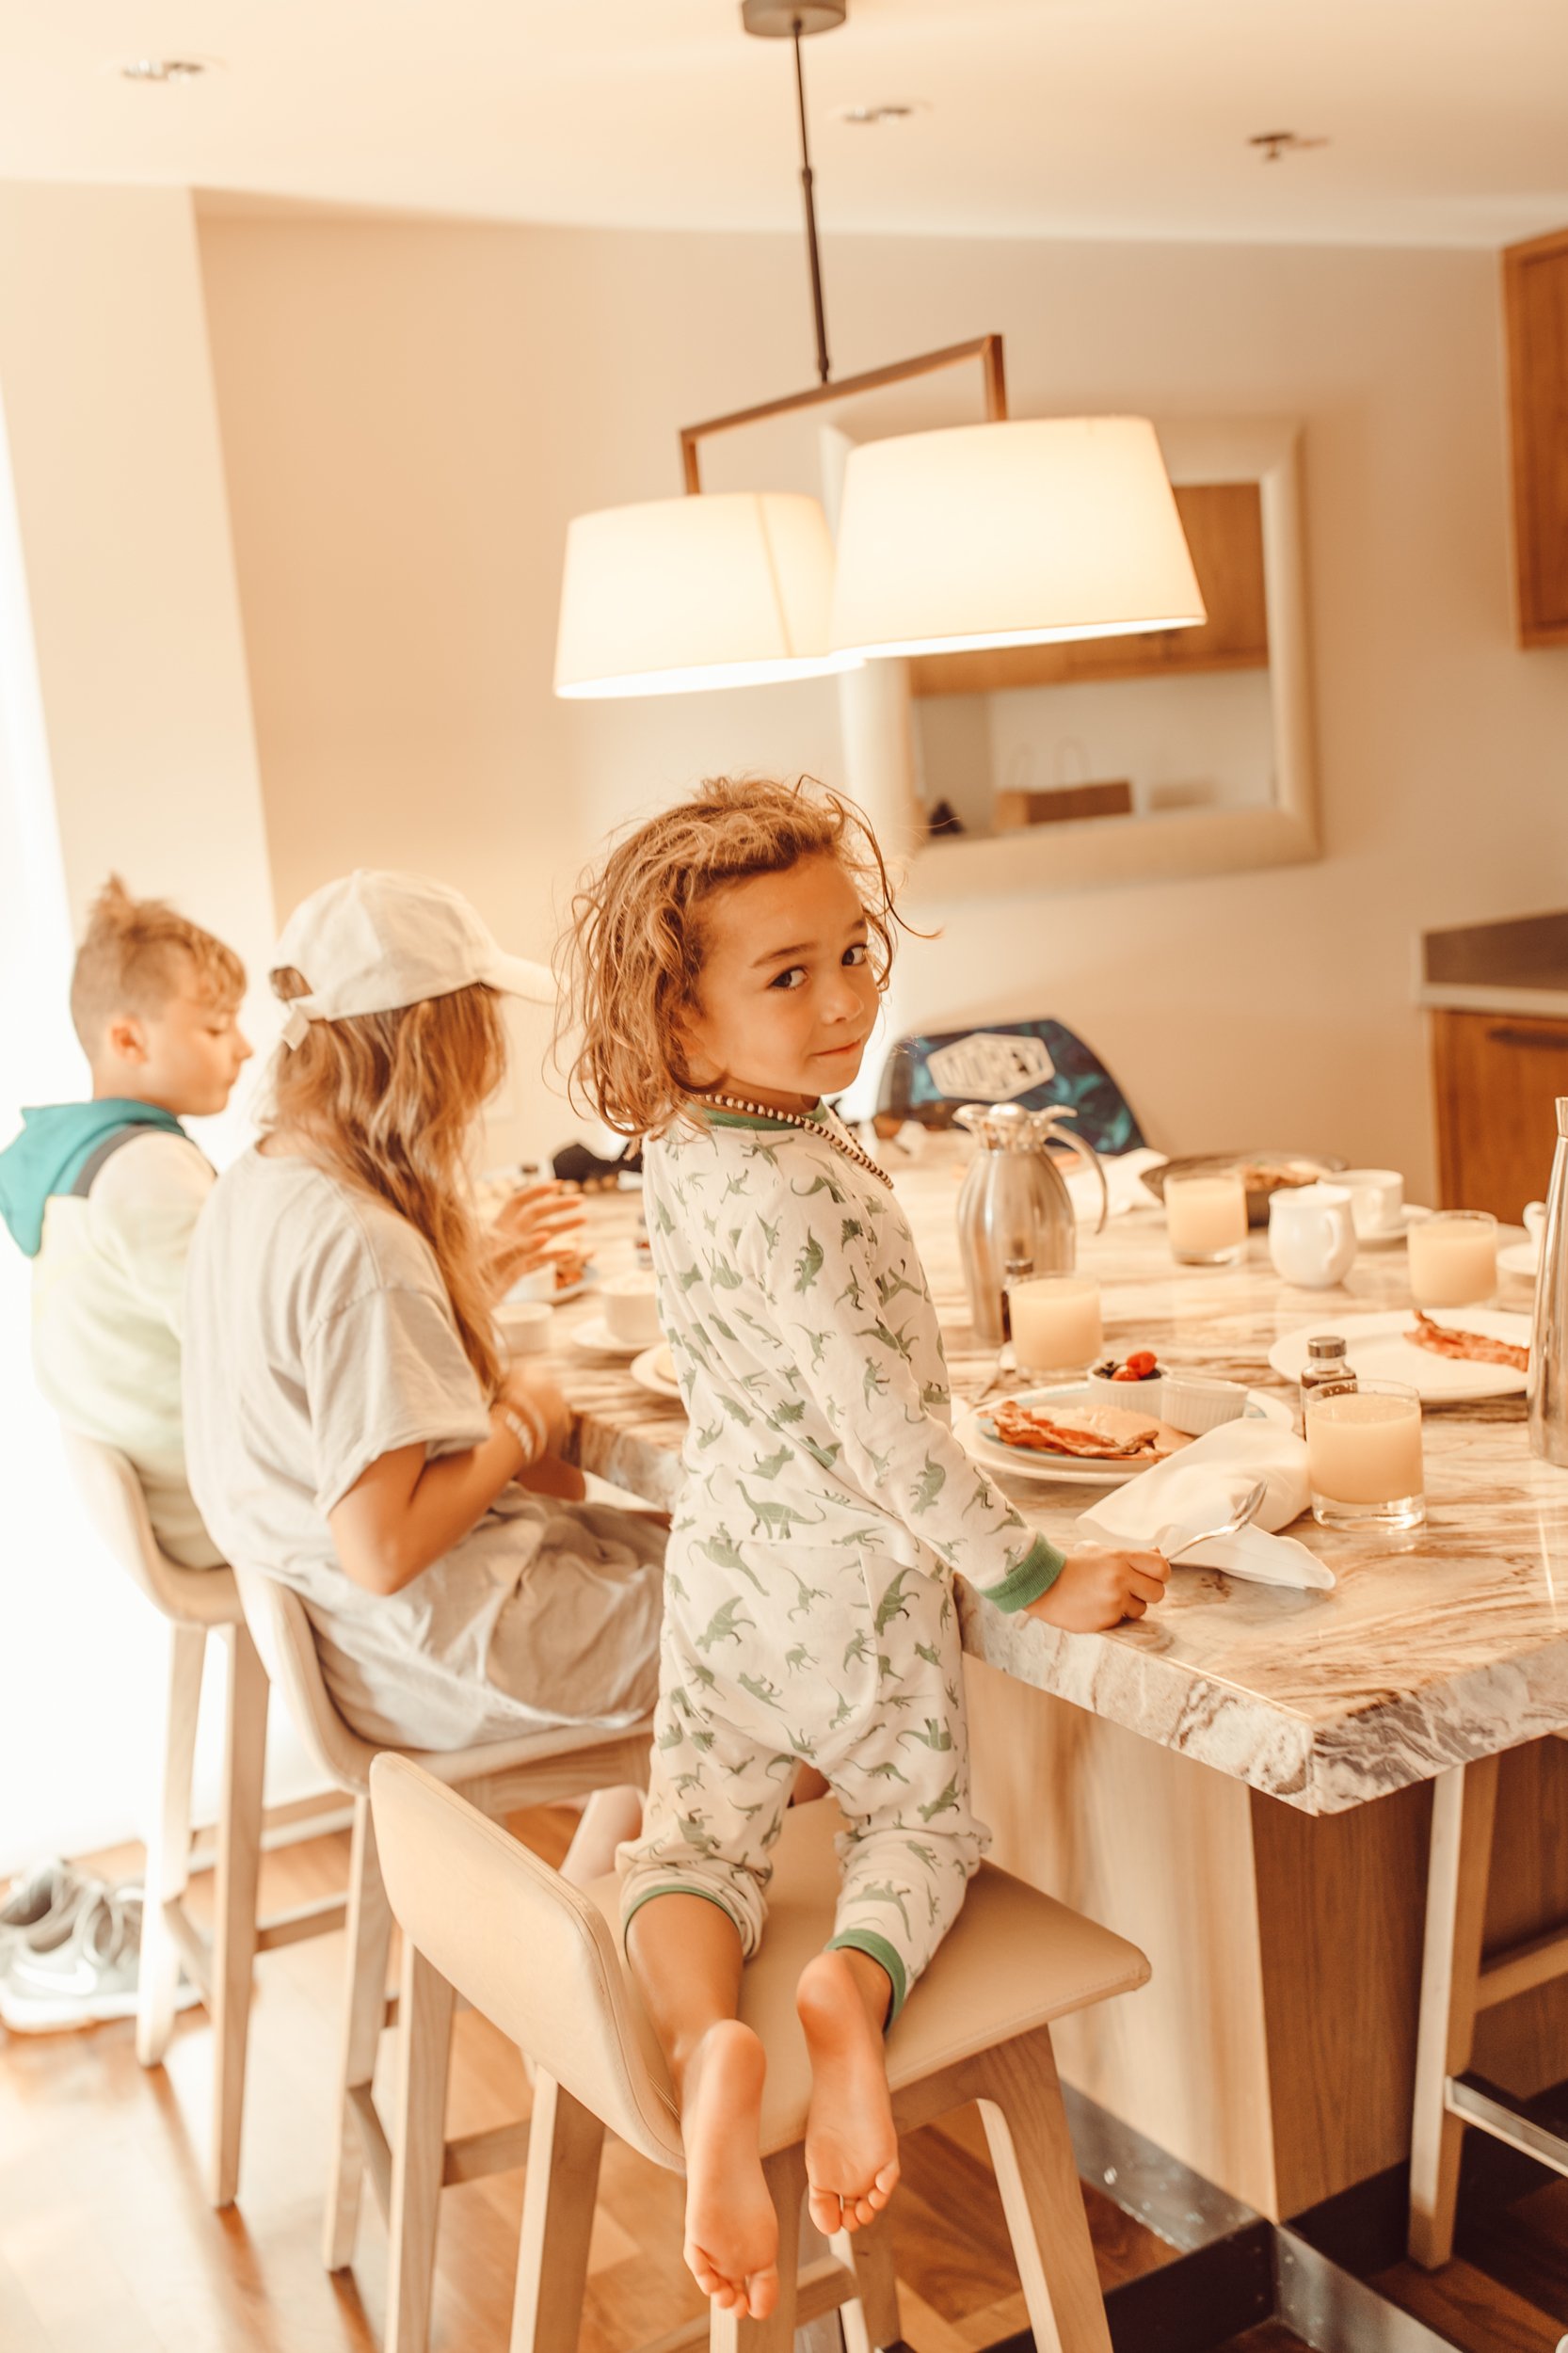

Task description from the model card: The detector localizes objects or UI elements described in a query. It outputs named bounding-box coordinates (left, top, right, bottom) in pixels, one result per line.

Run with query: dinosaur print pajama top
left=619, top=1104, right=1065, bottom=2018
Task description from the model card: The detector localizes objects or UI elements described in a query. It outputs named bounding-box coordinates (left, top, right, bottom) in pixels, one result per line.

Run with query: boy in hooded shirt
left=0, top=877, right=251, bottom=1566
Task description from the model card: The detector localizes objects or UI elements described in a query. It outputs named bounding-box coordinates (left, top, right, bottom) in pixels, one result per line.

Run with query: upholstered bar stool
left=62, top=1428, right=346, bottom=2207
left=1409, top=1736, right=1568, bottom=2266
left=370, top=1753, right=1151, bottom=2353
left=234, top=1566, right=655, bottom=2278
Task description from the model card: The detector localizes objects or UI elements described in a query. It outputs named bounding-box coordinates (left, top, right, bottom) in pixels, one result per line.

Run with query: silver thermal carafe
left=1528, top=1096, right=1568, bottom=1469
left=954, top=1102, right=1110, bottom=1347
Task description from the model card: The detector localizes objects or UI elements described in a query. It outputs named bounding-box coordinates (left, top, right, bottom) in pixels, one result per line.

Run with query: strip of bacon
left=989, top=1404, right=1163, bottom=1460
left=1409, top=1312, right=1529, bottom=1372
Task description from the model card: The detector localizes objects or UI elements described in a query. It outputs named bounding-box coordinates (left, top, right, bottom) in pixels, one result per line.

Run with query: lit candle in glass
left=1407, top=1210, right=1497, bottom=1308
left=1164, top=1171, right=1249, bottom=1267
left=1009, top=1273, right=1103, bottom=1379
left=1304, top=1380, right=1425, bottom=1530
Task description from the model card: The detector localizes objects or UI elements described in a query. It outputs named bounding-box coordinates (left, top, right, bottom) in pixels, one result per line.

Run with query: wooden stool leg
left=710, top=2144, right=807, bottom=2353
left=836, top=2207, right=902, bottom=2353
left=325, top=1796, right=395, bottom=2271
left=507, top=2071, right=605, bottom=2353
left=1409, top=1753, right=1500, bottom=2269
left=137, top=1622, right=205, bottom=2069
left=386, top=1941, right=456, bottom=2353
left=210, top=1623, right=268, bottom=2208
left=976, top=2027, right=1111, bottom=2353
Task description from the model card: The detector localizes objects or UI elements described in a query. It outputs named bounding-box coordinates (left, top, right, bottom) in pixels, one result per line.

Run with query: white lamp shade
left=829, top=416, right=1207, bottom=659
left=554, top=489, right=861, bottom=698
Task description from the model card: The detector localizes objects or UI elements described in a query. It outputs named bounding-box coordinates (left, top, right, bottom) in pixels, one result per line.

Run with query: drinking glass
left=1008, top=1273, right=1103, bottom=1381
left=1304, top=1379, right=1426, bottom=1531
left=1407, top=1209, right=1497, bottom=1308
left=1164, top=1171, right=1248, bottom=1267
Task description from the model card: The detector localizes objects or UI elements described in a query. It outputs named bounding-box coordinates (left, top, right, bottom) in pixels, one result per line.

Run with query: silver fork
left=1162, top=1479, right=1270, bottom=1562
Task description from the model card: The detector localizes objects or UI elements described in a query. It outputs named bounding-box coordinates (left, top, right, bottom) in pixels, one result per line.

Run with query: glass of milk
left=1407, top=1209, right=1497, bottom=1308
left=1009, top=1273, right=1104, bottom=1382
left=1304, top=1380, right=1426, bottom=1530
left=1164, top=1171, right=1249, bottom=1267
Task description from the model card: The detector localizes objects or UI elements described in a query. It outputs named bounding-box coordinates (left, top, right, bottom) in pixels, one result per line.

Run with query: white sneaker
left=0, top=1881, right=151, bottom=2033
left=0, top=1859, right=92, bottom=1970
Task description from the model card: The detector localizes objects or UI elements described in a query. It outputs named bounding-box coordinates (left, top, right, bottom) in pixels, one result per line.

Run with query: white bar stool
left=234, top=1565, right=655, bottom=2281
left=370, top=1754, right=1151, bottom=2353
left=62, top=1427, right=345, bottom=2208
left=1409, top=1736, right=1568, bottom=2266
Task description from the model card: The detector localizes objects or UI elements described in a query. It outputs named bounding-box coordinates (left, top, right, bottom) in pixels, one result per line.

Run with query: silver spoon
left=1162, top=1479, right=1270, bottom=1563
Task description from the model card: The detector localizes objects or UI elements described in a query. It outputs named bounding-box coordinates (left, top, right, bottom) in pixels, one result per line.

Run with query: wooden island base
left=968, top=1659, right=1568, bottom=2222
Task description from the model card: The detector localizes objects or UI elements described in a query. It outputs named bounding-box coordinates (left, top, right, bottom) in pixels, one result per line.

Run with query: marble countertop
left=548, top=1151, right=1566, bottom=1817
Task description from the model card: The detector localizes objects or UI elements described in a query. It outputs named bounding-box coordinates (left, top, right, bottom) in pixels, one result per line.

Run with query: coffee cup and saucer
left=1336, top=1169, right=1431, bottom=1249
left=569, top=1273, right=664, bottom=1358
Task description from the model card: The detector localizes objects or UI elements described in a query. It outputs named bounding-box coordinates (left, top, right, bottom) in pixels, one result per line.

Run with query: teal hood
left=0, top=1100, right=187, bottom=1258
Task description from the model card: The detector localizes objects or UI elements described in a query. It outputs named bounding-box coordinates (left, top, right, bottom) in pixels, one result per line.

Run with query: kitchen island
left=552, top=1152, right=1568, bottom=2221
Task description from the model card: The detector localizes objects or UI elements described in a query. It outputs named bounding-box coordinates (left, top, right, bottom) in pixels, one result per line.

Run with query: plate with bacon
left=1268, top=1309, right=1530, bottom=1402
left=957, top=1384, right=1289, bottom=1486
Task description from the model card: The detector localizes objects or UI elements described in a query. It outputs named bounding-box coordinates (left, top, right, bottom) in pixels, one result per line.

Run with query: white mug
left=1268, top=1183, right=1358, bottom=1289
left=1525, top=1201, right=1547, bottom=1261
left=1338, top=1167, right=1405, bottom=1239
left=602, top=1272, right=663, bottom=1348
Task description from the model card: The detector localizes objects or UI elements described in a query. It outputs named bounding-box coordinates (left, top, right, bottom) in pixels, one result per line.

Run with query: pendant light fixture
left=553, top=3, right=1204, bottom=700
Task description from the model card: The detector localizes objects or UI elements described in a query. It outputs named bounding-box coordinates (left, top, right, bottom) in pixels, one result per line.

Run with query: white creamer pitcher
left=1268, top=1182, right=1357, bottom=1290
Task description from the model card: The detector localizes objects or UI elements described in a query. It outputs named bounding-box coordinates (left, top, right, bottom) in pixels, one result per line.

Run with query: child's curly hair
left=559, top=776, right=903, bottom=1139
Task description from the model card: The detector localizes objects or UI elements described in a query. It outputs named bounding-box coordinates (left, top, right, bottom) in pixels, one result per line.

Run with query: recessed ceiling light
left=1248, top=130, right=1328, bottom=164
left=120, top=57, right=208, bottom=83
left=839, top=101, right=925, bottom=127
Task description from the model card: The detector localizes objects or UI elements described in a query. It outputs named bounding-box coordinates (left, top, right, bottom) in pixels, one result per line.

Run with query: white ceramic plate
left=1498, top=1241, right=1540, bottom=1281
left=505, top=1262, right=600, bottom=1308
left=1268, top=1309, right=1530, bottom=1401
left=955, top=1383, right=1291, bottom=1488
left=1353, top=1204, right=1432, bottom=1250
left=630, top=1344, right=683, bottom=1402
left=568, top=1318, right=645, bottom=1359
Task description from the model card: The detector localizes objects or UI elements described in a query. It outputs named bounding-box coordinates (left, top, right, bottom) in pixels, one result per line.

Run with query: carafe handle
left=1046, top=1113, right=1110, bottom=1237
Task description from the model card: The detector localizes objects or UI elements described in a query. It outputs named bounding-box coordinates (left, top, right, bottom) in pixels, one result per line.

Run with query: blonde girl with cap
left=183, top=871, right=665, bottom=1877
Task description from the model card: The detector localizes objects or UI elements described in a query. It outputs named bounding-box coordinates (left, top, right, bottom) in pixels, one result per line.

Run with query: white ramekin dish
left=1085, top=1369, right=1165, bottom=1422
left=1159, top=1370, right=1248, bottom=1436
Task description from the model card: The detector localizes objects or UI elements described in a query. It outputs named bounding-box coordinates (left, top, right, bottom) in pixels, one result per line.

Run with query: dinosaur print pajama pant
left=619, top=1527, right=986, bottom=2020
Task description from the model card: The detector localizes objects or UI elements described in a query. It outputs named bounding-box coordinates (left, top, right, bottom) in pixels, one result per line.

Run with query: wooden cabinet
left=1431, top=1007, right=1568, bottom=1216
left=909, top=478, right=1269, bottom=697
left=1504, top=228, right=1568, bottom=648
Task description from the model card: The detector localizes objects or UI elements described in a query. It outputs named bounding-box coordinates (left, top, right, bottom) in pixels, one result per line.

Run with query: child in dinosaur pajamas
left=562, top=776, right=1168, bottom=2323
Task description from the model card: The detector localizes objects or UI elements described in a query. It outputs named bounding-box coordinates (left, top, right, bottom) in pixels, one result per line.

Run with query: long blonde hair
left=559, top=775, right=903, bottom=1139
left=266, top=972, right=506, bottom=1393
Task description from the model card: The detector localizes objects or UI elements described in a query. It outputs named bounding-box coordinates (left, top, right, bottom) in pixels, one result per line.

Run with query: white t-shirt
left=32, top=1129, right=220, bottom=1569
left=182, top=1148, right=664, bottom=1750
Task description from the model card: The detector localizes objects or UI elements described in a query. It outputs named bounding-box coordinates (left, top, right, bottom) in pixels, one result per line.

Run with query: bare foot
left=680, top=2019, right=779, bottom=2317
left=796, top=1950, right=901, bottom=2237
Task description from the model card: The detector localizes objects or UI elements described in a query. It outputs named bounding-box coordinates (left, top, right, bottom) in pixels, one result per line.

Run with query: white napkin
left=1079, top=1417, right=1335, bottom=1590
left=1064, top=1146, right=1167, bottom=1225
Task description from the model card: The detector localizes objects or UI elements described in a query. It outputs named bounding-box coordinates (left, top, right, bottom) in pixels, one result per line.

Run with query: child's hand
left=488, top=1181, right=587, bottom=1294
left=1025, top=1543, right=1169, bottom=1631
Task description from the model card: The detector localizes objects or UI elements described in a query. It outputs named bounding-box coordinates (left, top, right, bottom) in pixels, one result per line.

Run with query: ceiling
left=1, top=0, right=1564, bottom=250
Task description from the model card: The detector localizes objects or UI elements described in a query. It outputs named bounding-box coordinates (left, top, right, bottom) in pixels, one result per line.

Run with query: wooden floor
left=0, top=1810, right=1554, bottom=2353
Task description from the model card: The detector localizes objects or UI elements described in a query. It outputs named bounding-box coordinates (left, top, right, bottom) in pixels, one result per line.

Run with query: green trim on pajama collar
left=699, top=1103, right=830, bottom=1131
left=824, top=1929, right=908, bottom=2025
left=981, top=1533, right=1066, bottom=1614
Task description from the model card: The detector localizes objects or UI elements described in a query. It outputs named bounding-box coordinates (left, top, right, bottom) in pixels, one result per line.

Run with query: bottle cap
left=1306, top=1334, right=1347, bottom=1358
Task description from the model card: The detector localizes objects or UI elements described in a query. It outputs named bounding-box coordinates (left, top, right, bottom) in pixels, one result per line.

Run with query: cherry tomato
left=1126, top=1350, right=1158, bottom=1379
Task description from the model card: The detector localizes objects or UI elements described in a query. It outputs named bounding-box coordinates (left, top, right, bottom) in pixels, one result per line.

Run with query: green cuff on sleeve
left=981, top=1533, right=1066, bottom=1615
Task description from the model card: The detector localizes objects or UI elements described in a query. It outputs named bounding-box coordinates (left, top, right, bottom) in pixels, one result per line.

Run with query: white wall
left=197, top=213, right=1568, bottom=1199
left=0, top=186, right=312, bottom=1867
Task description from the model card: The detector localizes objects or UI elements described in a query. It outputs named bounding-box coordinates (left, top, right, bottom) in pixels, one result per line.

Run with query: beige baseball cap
left=273, top=870, right=554, bottom=1048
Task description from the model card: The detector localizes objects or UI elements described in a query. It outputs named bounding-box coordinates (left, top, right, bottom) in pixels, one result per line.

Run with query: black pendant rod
left=791, top=17, right=832, bottom=385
